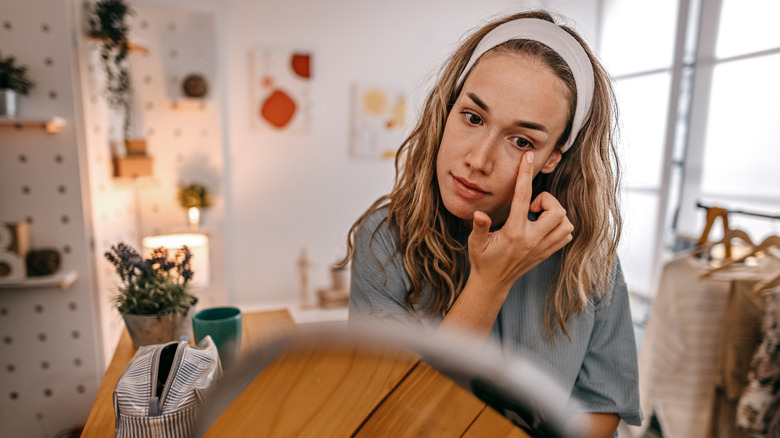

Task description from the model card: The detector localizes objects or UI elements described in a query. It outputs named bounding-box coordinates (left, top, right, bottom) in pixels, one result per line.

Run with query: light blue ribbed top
left=349, top=206, right=642, bottom=426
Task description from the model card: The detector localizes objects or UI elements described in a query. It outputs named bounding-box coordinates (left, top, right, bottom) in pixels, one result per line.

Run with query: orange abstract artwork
left=260, top=89, right=297, bottom=129
left=252, top=49, right=313, bottom=131
left=291, top=54, right=311, bottom=79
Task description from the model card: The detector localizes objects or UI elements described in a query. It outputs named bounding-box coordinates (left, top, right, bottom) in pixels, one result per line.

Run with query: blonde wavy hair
left=340, top=10, right=622, bottom=338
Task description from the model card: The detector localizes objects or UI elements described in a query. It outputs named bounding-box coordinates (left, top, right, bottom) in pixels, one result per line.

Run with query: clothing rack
left=641, top=203, right=780, bottom=437
left=697, top=201, right=780, bottom=221
left=695, top=201, right=780, bottom=259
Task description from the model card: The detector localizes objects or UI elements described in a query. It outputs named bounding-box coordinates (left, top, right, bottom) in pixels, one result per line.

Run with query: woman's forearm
left=567, top=413, right=619, bottom=438
left=436, top=273, right=511, bottom=341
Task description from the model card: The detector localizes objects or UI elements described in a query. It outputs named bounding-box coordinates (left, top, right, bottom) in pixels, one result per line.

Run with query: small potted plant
left=105, top=242, right=199, bottom=348
left=178, top=183, right=212, bottom=230
left=0, top=52, right=35, bottom=117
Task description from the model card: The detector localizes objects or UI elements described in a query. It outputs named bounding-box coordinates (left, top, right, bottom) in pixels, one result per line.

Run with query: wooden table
left=81, top=310, right=528, bottom=437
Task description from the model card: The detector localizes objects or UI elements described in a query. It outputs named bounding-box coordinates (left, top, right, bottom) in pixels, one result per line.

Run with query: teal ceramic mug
left=192, top=306, right=242, bottom=368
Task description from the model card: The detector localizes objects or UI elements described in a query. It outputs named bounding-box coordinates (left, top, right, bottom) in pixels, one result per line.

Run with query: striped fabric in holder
left=113, top=336, right=221, bottom=438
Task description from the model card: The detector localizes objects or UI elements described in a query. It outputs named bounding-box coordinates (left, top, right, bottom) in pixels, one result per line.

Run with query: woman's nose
left=464, top=135, right=495, bottom=174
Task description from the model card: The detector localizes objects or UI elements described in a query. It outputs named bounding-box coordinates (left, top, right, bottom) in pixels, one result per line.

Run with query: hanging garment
left=631, top=252, right=780, bottom=438
left=712, top=279, right=765, bottom=438
left=736, top=287, right=780, bottom=436
left=719, top=279, right=766, bottom=399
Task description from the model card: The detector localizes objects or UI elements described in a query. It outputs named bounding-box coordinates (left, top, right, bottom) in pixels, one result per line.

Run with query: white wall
left=222, top=0, right=599, bottom=306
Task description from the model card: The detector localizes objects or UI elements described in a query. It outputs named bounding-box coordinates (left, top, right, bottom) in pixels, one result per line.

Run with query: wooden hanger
left=697, top=206, right=732, bottom=259
left=752, top=268, right=780, bottom=296
left=754, top=235, right=780, bottom=254
left=702, top=234, right=780, bottom=279
left=691, top=228, right=754, bottom=259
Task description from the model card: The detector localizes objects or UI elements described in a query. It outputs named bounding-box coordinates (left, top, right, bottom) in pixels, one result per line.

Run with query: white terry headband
left=456, top=18, right=594, bottom=153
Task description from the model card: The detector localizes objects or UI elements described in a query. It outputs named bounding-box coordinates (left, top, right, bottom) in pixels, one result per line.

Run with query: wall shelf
left=0, top=270, right=79, bottom=290
left=171, top=98, right=207, bottom=110
left=87, top=34, right=149, bottom=54
left=0, top=116, right=66, bottom=133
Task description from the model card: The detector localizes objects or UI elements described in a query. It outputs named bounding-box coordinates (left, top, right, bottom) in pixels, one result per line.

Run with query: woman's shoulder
left=362, top=204, right=391, bottom=231
left=355, top=204, right=398, bottom=253
left=590, top=256, right=627, bottom=310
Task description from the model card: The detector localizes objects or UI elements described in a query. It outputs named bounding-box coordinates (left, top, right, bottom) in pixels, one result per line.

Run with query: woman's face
left=436, top=51, right=570, bottom=227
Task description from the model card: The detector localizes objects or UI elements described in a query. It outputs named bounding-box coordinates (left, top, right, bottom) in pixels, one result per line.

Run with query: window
left=597, top=0, right=780, bottom=297
left=599, top=0, right=680, bottom=296
left=678, top=0, right=780, bottom=246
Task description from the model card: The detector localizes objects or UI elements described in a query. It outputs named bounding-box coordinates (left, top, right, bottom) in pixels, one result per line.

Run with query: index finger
left=506, top=151, right=535, bottom=224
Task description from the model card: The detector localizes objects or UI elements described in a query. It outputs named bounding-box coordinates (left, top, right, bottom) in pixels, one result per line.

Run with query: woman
left=341, top=10, right=641, bottom=436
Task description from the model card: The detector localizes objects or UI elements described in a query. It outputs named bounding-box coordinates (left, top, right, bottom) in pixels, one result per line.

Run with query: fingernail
left=526, top=151, right=534, bottom=163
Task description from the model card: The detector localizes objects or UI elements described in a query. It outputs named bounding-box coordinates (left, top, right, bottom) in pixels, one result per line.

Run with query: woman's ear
left=540, top=150, right=562, bottom=174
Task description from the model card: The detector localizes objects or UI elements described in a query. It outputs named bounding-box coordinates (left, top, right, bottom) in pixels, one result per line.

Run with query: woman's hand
left=438, top=151, right=572, bottom=340
left=468, top=151, right=574, bottom=290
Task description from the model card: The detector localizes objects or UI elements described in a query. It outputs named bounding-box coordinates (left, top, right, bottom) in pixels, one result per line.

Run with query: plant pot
left=122, top=307, right=195, bottom=348
left=124, top=139, right=147, bottom=156
left=113, top=155, right=153, bottom=178
left=0, top=89, right=19, bottom=117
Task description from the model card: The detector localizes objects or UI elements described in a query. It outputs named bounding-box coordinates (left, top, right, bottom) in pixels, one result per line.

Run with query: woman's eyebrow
left=466, top=92, right=489, bottom=112
left=514, top=119, right=547, bottom=133
left=466, top=92, right=548, bottom=133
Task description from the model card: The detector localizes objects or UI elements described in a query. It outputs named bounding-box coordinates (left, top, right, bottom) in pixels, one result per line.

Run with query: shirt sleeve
left=568, top=261, right=643, bottom=426
left=348, top=208, right=424, bottom=329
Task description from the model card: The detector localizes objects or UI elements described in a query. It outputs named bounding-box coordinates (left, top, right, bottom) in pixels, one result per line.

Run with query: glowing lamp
left=187, top=207, right=201, bottom=230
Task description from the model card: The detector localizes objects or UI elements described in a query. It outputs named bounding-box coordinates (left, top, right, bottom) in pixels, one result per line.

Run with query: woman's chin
left=442, top=203, right=476, bottom=222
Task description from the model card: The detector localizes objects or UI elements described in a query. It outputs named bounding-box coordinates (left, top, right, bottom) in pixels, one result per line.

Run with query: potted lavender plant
left=105, top=242, right=198, bottom=348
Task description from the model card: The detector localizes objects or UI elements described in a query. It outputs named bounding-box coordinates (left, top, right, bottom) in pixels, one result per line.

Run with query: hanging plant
left=88, top=0, right=134, bottom=140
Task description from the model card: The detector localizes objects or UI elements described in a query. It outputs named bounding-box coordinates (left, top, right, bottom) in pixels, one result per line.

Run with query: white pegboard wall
left=123, top=3, right=225, bottom=307
left=0, top=292, right=97, bottom=436
left=125, top=4, right=222, bottom=238
left=0, top=0, right=102, bottom=436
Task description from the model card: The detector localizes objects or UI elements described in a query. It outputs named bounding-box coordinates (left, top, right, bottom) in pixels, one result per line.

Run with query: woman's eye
left=513, top=137, right=533, bottom=149
left=463, top=112, right=483, bottom=125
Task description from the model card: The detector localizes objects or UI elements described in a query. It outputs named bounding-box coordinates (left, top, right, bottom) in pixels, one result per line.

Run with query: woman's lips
left=452, top=175, right=489, bottom=200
